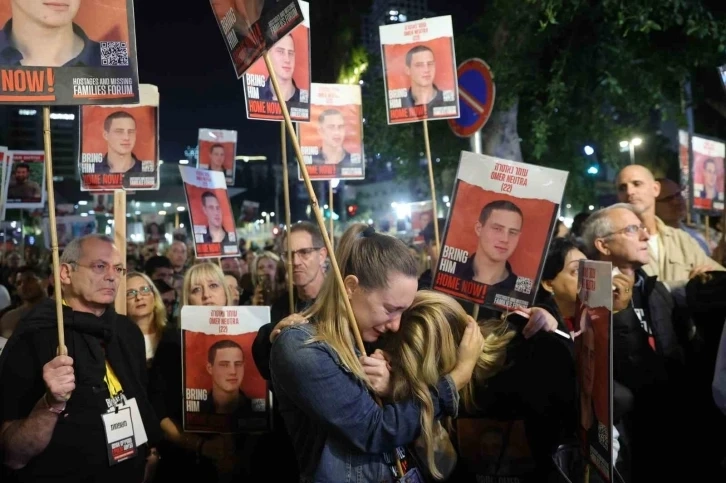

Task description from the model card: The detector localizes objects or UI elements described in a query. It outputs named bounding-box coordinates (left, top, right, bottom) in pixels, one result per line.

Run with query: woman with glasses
left=126, top=272, right=168, bottom=366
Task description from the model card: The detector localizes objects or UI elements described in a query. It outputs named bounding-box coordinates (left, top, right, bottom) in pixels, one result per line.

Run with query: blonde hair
left=181, top=263, right=232, bottom=308
left=251, top=251, right=283, bottom=284
left=126, top=272, right=167, bottom=334
left=386, top=290, right=515, bottom=479
left=303, top=223, right=419, bottom=387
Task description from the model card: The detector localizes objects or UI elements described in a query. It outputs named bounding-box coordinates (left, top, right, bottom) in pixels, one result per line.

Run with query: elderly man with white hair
left=581, top=203, right=688, bottom=482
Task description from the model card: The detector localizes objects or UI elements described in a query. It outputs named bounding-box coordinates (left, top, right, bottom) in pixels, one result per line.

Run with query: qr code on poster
left=597, top=421, right=609, bottom=450
left=100, top=42, right=129, bottom=66
left=515, top=276, right=533, bottom=294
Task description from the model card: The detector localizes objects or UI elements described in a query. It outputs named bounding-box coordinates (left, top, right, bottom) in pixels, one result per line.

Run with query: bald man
left=616, top=165, right=724, bottom=290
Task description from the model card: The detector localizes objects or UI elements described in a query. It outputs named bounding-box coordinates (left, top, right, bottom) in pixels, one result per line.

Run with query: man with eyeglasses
left=616, top=164, right=724, bottom=291
left=0, top=234, right=160, bottom=483
left=252, top=221, right=328, bottom=377
left=581, top=204, right=687, bottom=482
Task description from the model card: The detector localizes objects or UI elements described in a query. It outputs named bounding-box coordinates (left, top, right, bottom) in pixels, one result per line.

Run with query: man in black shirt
left=0, top=0, right=102, bottom=67
left=0, top=234, right=159, bottom=482
left=581, top=203, right=686, bottom=481
left=200, top=191, right=232, bottom=245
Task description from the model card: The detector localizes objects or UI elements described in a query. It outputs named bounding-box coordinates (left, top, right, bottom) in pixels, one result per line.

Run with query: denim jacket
left=270, top=323, right=460, bottom=483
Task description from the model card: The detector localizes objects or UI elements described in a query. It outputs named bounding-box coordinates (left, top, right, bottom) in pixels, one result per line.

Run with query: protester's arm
left=1, top=397, right=64, bottom=469
left=0, top=337, right=73, bottom=469
left=270, top=326, right=461, bottom=454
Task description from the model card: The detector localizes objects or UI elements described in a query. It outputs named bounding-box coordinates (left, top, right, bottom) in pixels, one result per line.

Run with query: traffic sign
left=448, top=58, right=495, bottom=138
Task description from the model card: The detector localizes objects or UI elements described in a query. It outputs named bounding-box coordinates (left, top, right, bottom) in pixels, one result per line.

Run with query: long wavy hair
left=386, top=290, right=516, bottom=479
left=302, top=223, right=419, bottom=388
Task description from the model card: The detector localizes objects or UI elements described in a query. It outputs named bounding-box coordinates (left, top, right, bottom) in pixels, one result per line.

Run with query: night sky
left=131, top=1, right=487, bottom=168
left=133, top=1, right=279, bottom=165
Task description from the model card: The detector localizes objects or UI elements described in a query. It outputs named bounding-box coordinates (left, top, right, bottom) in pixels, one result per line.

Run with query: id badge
left=102, top=407, right=137, bottom=465
left=399, top=467, right=424, bottom=483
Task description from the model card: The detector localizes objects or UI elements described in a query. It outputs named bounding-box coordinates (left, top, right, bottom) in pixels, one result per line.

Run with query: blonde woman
left=126, top=272, right=167, bottom=366
left=149, top=263, right=235, bottom=481
left=269, top=224, right=485, bottom=482
left=385, top=290, right=515, bottom=480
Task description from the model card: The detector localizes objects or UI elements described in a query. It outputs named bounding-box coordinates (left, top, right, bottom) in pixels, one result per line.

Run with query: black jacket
left=0, top=299, right=160, bottom=483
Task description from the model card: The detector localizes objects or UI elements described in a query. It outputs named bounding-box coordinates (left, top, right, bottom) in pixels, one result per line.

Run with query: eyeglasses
left=71, top=262, right=127, bottom=276
left=279, top=247, right=322, bottom=259
left=602, top=224, right=648, bottom=238
left=126, top=285, right=153, bottom=299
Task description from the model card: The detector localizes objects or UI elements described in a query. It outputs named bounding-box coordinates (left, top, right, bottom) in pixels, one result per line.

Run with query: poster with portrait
left=688, top=133, right=724, bottom=213
left=5, top=151, right=45, bottom=209
left=678, top=130, right=690, bottom=205
left=433, top=152, right=568, bottom=310
left=79, top=84, right=159, bottom=191
left=379, top=16, right=459, bottom=125
left=210, top=0, right=304, bottom=79
left=243, top=0, right=310, bottom=122
left=410, top=200, right=434, bottom=245
left=456, top=418, right=537, bottom=482
left=42, top=216, right=99, bottom=250
left=179, top=166, right=239, bottom=259
left=575, top=260, right=613, bottom=482
left=0, top=0, right=139, bottom=105
left=181, top=305, right=271, bottom=433
left=197, top=129, right=237, bottom=186
left=297, top=83, right=364, bottom=180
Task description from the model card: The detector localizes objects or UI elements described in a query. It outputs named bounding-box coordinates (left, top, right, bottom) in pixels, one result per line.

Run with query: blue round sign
left=448, top=59, right=496, bottom=138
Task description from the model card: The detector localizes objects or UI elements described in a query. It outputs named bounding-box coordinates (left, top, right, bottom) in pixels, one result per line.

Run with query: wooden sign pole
left=281, top=122, right=295, bottom=314
left=113, top=190, right=127, bottom=315
left=264, top=53, right=366, bottom=356
left=42, top=107, right=66, bottom=355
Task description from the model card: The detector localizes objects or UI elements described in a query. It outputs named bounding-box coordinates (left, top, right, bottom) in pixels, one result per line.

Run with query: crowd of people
left=0, top=164, right=724, bottom=482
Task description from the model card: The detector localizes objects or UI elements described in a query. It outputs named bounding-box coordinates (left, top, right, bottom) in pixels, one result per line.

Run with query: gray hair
left=580, top=203, right=637, bottom=258
left=60, top=234, right=115, bottom=265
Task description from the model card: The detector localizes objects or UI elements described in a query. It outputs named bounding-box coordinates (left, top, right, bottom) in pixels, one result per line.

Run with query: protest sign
left=380, top=16, right=459, bottom=124
left=433, top=152, right=568, bottom=310
left=298, top=83, right=364, bottom=180
left=0, top=0, right=140, bottom=105
left=80, top=84, right=159, bottom=191
left=182, top=305, right=271, bottom=433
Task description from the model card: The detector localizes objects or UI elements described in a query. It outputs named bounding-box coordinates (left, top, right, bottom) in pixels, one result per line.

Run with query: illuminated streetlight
left=584, top=146, right=594, bottom=156
left=631, top=137, right=642, bottom=146
left=619, top=141, right=629, bottom=148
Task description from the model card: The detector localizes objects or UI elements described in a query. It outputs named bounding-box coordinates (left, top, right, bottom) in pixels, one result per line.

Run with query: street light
left=620, top=138, right=643, bottom=165
left=584, top=145, right=594, bottom=156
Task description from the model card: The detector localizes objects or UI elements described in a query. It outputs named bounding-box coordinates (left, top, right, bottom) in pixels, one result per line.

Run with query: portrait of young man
left=454, top=199, right=523, bottom=291
left=95, top=111, right=143, bottom=174
left=207, top=144, right=227, bottom=173
left=259, top=34, right=300, bottom=103
left=399, top=45, right=445, bottom=110
left=0, top=0, right=103, bottom=67
left=200, top=191, right=232, bottom=245
left=311, top=109, right=353, bottom=166
left=199, top=339, right=252, bottom=416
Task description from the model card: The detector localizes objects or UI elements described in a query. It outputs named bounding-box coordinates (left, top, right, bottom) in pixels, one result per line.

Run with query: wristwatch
left=43, top=393, right=66, bottom=414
